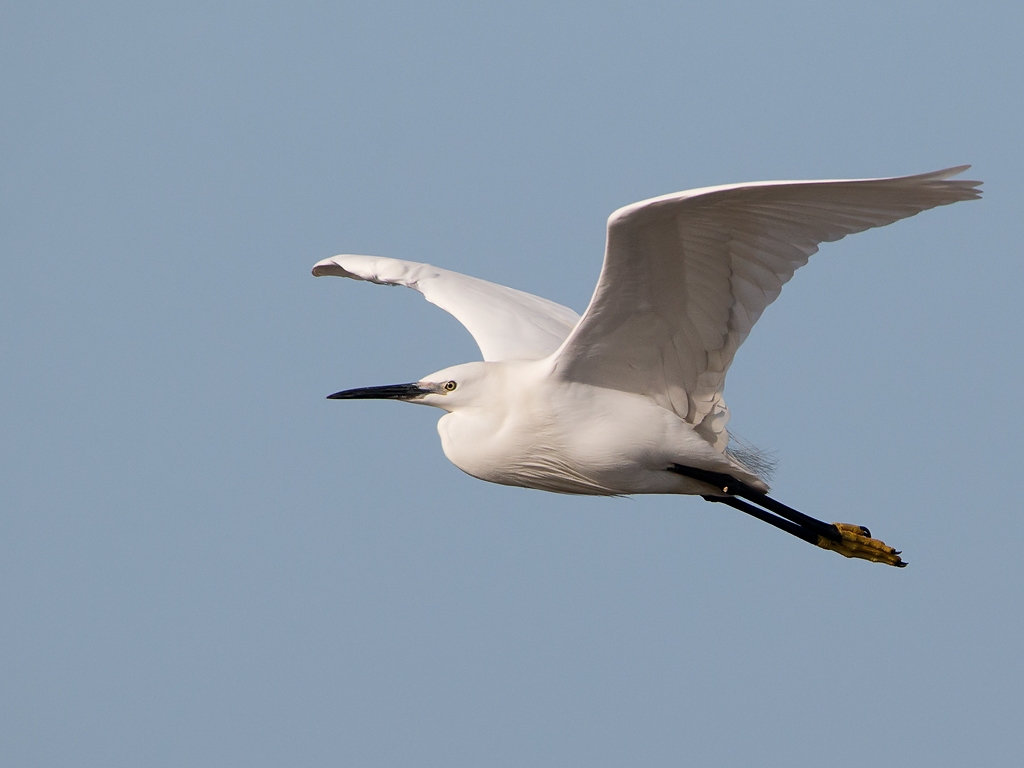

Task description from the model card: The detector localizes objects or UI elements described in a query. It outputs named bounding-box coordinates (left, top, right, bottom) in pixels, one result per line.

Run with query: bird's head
left=326, top=361, right=493, bottom=412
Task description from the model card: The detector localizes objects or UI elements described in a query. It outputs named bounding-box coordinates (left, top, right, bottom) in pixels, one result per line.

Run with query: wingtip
left=927, top=164, right=982, bottom=186
left=911, top=165, right=983, bottom=201
left=311, top=258, right=352, bottom=278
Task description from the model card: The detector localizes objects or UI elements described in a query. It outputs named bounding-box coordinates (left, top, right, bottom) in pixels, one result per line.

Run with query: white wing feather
left=552, top=167, right=982, bottom=450
left=313, top=254, right=581, bottom=362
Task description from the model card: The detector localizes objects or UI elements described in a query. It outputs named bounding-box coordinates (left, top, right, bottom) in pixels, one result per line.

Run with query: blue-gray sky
left=2, top=2, right=1021, bottom=766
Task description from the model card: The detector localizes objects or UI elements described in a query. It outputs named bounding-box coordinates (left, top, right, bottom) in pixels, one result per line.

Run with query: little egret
left=314, top=167, right=981, bottom=567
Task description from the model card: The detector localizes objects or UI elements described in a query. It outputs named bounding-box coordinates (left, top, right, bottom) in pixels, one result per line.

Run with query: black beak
left=326, top=382, right=432, bottom=400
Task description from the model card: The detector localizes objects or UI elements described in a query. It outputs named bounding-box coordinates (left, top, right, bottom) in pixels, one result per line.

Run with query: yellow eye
left=443, top=380, right=457, bottom=392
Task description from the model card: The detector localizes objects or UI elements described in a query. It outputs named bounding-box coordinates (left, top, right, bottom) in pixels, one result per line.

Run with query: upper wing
left=313, top=254, right=581, bottom=362
left=551, top=167, right=982, bottom=449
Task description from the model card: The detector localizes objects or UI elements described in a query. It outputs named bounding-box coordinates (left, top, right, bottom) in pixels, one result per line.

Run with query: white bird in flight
left=314, top=167, right=981, bottom=567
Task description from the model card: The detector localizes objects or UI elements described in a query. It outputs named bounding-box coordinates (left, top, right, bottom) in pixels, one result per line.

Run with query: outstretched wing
left=313, top=254, right=581, bottom=362
left=551, top=167, right=982, bottom=449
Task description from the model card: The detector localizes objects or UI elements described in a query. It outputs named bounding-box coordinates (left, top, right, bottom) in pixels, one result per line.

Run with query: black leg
left=731, top=485, right=844, bottom=543
left=668, top=463, right=906, bottom=567
left=668, top=463, right=838, bottom=543
left=701, top=494, right=820, bottom=545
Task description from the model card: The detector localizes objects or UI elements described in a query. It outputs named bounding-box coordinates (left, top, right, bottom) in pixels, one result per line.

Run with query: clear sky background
left=2, top=2, right=1022, bottom=766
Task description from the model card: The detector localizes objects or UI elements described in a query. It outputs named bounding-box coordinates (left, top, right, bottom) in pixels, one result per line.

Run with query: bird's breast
left=434, top=388, right=710, bottom=496
left=435, top=405, right=621, bottom=495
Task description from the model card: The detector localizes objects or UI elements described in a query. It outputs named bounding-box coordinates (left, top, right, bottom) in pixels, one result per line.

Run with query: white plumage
left=312, top=255, right=580, bottom=361
left=313, top=167, right=981, bottom=565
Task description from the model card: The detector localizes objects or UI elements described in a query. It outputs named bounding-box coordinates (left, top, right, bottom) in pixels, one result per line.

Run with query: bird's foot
left=816, top=523, right=907, bottom=567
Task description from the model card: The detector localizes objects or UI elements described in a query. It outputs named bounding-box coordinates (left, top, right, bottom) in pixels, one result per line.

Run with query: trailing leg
left=669, top=464, right=906, bottom=567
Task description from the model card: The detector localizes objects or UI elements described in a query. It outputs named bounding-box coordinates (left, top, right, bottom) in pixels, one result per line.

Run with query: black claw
left=859, top=526, right=871, bottom=537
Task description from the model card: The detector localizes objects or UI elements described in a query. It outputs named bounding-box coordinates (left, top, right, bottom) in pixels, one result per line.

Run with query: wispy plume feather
left=727, top=434, right=778, bottom=483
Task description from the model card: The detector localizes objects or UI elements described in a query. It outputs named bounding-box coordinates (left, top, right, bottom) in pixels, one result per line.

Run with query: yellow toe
left=816, top=523, right=906, bottom=567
